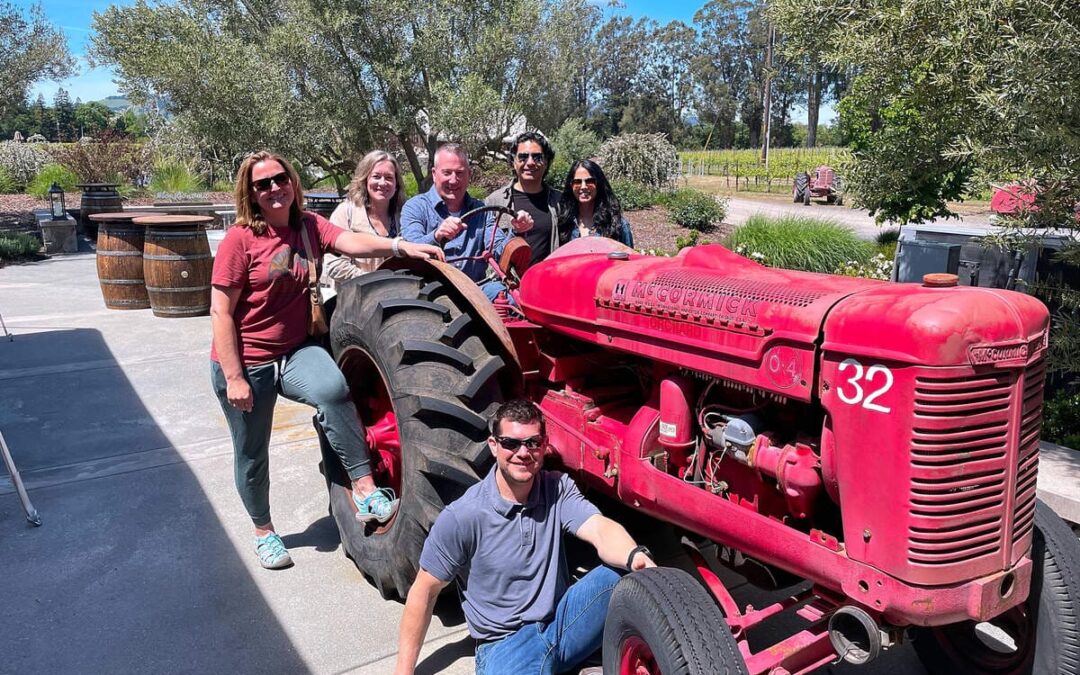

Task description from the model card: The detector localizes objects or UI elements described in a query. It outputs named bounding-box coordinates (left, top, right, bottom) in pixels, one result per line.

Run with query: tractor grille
left=908, top=370, right=1016, bottom=566
left=1011, top=359, right=1046, bottom=555
left=653, top=271, right=827, bottom=308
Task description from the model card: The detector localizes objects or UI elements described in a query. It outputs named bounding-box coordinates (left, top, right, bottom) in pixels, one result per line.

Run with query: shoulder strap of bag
left=298, top=223, right=319, bottom=290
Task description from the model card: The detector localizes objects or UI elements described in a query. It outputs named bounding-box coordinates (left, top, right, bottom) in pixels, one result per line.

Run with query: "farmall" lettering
left=616, top=280, right=759, bottom=321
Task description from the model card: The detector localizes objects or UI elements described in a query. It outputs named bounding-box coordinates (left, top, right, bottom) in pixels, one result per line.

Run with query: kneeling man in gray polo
left=394, top=399, right=655, bottom=675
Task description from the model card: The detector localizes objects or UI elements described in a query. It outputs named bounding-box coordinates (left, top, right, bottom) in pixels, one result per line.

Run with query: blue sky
left=30, top=0, right=826, bottom=122
left=29, top=0, right=709, bottom=102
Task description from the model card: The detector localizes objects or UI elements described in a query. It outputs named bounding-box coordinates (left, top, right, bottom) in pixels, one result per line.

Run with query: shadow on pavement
left=0, top=327, right=310, bottom=674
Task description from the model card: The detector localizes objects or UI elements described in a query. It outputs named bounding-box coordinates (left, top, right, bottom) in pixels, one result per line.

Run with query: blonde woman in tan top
left=324, top=150, right=407, bottom=283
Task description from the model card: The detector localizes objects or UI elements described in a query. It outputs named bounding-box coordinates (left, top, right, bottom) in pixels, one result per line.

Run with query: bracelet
left=391, top=236, right=402, bottom=258
left=626, top=544, right=651, bottom=571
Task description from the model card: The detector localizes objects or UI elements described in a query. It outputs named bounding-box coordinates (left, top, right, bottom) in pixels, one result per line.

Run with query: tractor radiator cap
left=922, top=272, right=959, bottom=287
left=607, top=251, right=630, bottom=260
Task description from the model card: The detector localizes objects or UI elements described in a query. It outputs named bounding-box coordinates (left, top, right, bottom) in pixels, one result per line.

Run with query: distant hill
left=97, top=96, right=131, bottom=112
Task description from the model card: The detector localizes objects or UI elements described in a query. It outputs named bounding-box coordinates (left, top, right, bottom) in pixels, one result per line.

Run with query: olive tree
left=0, top=2, right=75, bottom=119
left=90, top=0, right=596, bottom=188
left=770, top=0, right=1080, bottom=227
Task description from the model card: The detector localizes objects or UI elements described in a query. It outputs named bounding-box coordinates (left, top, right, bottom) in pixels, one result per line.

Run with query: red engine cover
left=520, top=244, right=880, bottom=401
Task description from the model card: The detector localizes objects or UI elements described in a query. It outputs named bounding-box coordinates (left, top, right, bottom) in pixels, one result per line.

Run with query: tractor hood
left=519, top=244, right=1049, bottom=401
left=519, top=244, right=877, bottom=400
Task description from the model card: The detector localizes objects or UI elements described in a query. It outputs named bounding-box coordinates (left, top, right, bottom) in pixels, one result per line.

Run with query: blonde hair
left=346, top=151, right=406, bottom=219
left=233, top=150, right=306, bottom=235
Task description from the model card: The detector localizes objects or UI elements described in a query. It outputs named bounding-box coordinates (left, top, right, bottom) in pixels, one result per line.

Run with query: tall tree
left=52, top=87, right=75, bottom=141
left=0, top=2, right=75, bottom=119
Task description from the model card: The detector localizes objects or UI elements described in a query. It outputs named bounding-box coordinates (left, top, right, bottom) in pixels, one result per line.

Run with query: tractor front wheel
left=321, top=268, right=509, bottom=599
left=603, top=567, right=749, bottom=675
left=912, top=500, right=1080, bottom=674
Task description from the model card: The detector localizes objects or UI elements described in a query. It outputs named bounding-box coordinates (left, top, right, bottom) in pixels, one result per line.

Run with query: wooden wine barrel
left=91, top=212, right=156, bottom=310
left=304, top=192, right=344, bottom=218
left=78, top=183, right=123, bottom=238
left=136, top=215, right=214, bottom=318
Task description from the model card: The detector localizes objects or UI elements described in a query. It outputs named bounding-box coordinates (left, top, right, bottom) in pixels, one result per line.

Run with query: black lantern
left=47, top=182, right=66, bottom=220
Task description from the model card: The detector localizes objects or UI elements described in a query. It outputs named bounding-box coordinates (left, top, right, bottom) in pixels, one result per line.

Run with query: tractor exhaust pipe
left=828, top=606, right=883, bottom=665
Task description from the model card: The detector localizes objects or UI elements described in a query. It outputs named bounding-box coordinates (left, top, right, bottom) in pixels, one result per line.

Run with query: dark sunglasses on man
left=252, top=171, right=291, bottom=192
left=495, top=435, right=545, bottom=451
left=516, top=152, right=546, bottom=165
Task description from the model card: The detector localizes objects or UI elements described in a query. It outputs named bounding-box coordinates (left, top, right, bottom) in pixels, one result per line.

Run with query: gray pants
left=211, top=342, right=371, bottom=527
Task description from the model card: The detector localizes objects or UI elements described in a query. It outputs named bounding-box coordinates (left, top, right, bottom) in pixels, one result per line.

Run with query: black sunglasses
left=516, top=152, right=546, bottom=164
left=496, top=435, right=544, bottom=451
left=251, top=171, right=291, bottom=192
left=571, top=177, right=597, bottom=187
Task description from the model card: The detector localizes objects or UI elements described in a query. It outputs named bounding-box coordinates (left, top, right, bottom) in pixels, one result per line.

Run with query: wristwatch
left=626, top=545, right=652, bottom=571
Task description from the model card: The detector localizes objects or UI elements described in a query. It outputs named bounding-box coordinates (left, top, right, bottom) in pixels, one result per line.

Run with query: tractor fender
left=378, top=257, right=522, bottom=375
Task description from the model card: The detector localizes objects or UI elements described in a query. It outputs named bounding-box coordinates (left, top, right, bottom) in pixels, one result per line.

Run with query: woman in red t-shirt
left=210, top=150, right=443, bottom=569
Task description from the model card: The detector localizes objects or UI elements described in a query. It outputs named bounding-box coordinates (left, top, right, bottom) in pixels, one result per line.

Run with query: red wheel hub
left=339, top=347, right=402, bottom=495
left=620, top=636, right=660, bottom=675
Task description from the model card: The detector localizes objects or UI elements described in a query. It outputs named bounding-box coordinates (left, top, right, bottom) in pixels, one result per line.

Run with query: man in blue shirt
left=394, top=400, right=656, bottom=675
left=400, top=144, right=534, bottom=302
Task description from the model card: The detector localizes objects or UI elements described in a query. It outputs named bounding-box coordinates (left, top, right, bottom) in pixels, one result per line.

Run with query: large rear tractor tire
left=793, top=172, right=809, bottom=204
left=321, top=268, right=512, bottom=599
left=603, top=567, right=749, bottom=675
left=912, top=500, right=1080, bottom=674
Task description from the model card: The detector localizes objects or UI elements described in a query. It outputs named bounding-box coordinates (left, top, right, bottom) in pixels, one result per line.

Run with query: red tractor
left=794, top=166, right=845, bottom=206
left=320, top=212, right=1080, bottom=675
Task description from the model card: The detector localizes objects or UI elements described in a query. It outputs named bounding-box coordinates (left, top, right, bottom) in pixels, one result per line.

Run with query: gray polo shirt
left=419, top=467, right=600, bottom=640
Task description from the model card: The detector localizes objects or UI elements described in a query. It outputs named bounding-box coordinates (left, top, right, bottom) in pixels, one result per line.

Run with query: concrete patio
left=1, top=243, right=1076, bottom=675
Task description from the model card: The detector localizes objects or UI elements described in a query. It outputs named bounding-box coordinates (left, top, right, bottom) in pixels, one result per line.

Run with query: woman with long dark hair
left=210, top=150, right=442, bottom=569
left=556, top=159, right=634, bottom=247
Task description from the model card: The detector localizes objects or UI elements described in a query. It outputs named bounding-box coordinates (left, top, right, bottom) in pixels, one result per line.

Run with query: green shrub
left=150, top=161, right=205, bottom=194
left=467, top=185, right=487, bottom=200
left=548, top=118, right=600, bottom=187
left=1043, top=389, right=1080, bottom=449
left=211, top=179, right=234, bottom=193
left=597, top=133, right=680, bottom=190
left=0, top=168, right=17, bottom=194
left=0, top=233, right=42, bottom=260
left=725, top=214, right=874, bottom=273
left=674, top=229, right=704, bottom=251
left=668, top=189, right=727, bottom=231
left=28, top=164, right=79, bottom=199
left=835, top=252, right=894, bottom=280
left=612, top=180, right=662, bottom=211
left=0, top=141, right=51, bottom=188
left=876, top=227, right=901, bottom=246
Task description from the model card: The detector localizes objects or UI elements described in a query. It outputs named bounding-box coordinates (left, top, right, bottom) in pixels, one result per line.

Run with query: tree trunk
left=807, top=68, right=821, bottom=148
left=399, top=133, right=425, bottom=188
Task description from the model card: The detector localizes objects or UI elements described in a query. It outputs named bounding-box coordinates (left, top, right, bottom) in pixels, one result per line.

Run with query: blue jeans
left=474, top=566, right=621, bottom=675
left=211, top=342, right=372, bottom=527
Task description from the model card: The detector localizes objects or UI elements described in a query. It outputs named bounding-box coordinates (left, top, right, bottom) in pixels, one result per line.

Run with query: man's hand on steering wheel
left=509, top=210, right=534, bottom=234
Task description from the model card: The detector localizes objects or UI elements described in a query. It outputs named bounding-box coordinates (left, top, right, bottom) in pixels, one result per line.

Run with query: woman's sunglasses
left=495, top=435, right=544, bottom=451
left=571, top=177, right=597, bottom=187
left=251, top=171, right=291, bottom=192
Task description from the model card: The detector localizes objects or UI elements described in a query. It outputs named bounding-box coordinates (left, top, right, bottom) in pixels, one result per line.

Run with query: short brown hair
left=234, top=150, right=305, bottom=235
left=490, top=399, right=545, bottom=437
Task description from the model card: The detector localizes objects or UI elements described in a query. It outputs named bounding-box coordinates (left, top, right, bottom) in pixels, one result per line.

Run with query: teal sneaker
left=353, top=487, right=399, bottom=524
left=254, top=532, right=293, bottom=569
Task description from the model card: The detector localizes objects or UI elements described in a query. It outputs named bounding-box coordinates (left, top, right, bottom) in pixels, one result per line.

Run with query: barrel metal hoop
left=146, top=285, right=212, bottom=293
left=143, top=254, right=212, bottom=261
left=101, top=279, right=145, bottom=286
left=97, top=250, right=143, bottom=257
